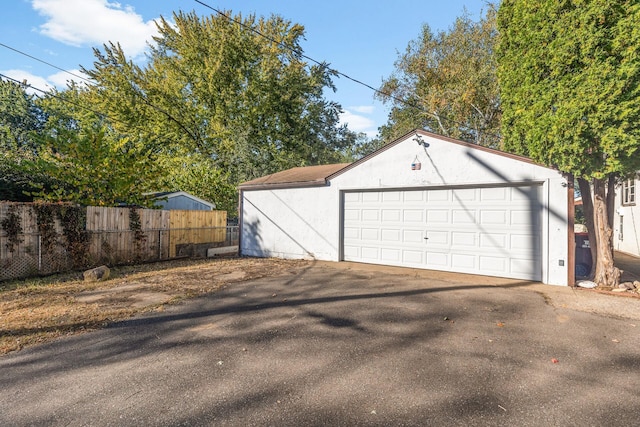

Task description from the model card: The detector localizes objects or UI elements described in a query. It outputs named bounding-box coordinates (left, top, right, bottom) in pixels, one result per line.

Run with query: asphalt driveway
left=1, top=261, right=639, bottom=426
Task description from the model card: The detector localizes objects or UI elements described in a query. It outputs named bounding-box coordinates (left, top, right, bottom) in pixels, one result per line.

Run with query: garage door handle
left=424, top=237, right=429, bottom=240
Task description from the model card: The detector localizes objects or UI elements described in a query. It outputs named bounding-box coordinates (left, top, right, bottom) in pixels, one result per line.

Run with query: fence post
left=38, top=234, right=42, bottom=272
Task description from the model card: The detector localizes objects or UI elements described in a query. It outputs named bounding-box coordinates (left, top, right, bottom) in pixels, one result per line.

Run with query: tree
left=497, top=0, right=640, bottom=286
left=378, top=8, right=501, bottom=146
left=26, top=87, right=164, bottom=207
left=0, top=79, right=49, bottom=201
left=78, top=11, right=356, bottom=210
left=155, top=151, right=238, bottom=214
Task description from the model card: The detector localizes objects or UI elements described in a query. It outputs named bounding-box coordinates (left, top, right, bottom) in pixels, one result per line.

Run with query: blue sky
left=1, top=0, right=491, bottom=137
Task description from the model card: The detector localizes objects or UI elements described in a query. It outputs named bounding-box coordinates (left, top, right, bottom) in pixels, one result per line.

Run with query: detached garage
left=239, top=130, right=573, bottom=286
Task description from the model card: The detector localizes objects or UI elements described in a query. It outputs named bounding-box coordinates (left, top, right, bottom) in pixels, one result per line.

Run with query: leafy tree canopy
left=0, top=79, right=49, bottom=201
left=378, top=8, right=501, bottom=146
left=9, top=10, right=359, bottom=211
left=497, top=0, right=640, bottom=286
left=76, top=10, right=356, bottom=210
left=497, top=0, right=640, bottom=179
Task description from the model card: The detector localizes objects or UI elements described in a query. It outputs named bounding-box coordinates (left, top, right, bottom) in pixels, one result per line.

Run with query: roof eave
left=239, top=179, right=330, bottom=191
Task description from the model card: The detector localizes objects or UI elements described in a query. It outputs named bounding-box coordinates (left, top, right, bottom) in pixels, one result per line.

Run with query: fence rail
left=0, top=202, right=236, bottom=282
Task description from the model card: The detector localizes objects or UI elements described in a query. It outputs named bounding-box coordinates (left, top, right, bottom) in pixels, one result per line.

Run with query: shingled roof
left=239, top=163, right=350, bottom=190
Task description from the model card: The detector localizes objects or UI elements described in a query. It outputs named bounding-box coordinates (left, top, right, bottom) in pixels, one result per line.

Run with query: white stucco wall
left=613, top=177, right=640, bottom=257
left=241, top=185, right=339, bottom=260
left=241, top=132, right=571, bottom=285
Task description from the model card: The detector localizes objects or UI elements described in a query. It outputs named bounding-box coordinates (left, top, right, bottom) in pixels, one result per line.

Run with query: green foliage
left=32, top=202, right=89, bottom=267
left=28, top=122, right=161, bottom=207
left=155, top=151, right=238, bottom=214
left=3, top=11, right=358, bottom=211
left=378, top=8, right=501, bottom=146
left=497, top=0, right=640, bottom=179
left=0, top=203, right=23, bottom=253
left=77, top=10, right=356, bottom=209
left=0, top=79, right=44, bottom=153
left=341, top=133, right=385, bottom=160
left=0, top=80, right=49, bottom=201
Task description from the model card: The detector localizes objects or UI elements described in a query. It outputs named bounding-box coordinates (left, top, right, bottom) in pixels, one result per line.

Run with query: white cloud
left=31, top=0, right=158, bottom=57
left=0, top=69, right=54, bottom=94
left=1, top=69, right=91, bottom=95
left=340, top=109, right=377, bottom=137
left=47, top=69, right=89, bottom=87
left=349, top=105, right=375, bottom=114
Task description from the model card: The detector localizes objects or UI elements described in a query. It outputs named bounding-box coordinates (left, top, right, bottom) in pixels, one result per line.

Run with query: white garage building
left=239, top=130, right=574, bottom=286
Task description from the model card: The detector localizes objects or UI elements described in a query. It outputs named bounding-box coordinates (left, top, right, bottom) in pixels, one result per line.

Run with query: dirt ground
left=2, top=253, right=638, bottom=356
left=0, top=257, right=311, bottom=355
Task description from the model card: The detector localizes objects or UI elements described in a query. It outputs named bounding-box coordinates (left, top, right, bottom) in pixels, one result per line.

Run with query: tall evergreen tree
left=497, top=0, right=640, bottom=286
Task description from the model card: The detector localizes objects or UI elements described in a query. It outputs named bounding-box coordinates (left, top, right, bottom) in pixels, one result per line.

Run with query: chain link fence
left=0, top=226, right=239, bottom=282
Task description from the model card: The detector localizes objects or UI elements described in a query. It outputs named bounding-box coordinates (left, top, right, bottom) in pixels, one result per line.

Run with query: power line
left=0, top=72, right=126, bottom=126
left=0, top=42, right=95, bottom=86
left=192, top=0, right=501, bottom=143
left=0, top=42, right=202, bottom=147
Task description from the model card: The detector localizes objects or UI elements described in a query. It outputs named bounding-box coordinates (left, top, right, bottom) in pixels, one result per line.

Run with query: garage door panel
left=404, top=191, right=425, bottom=202
left=403, top=250, right=423, bottom=264
left=480, top=233, right=507, bottom=249
left=427, top=191, right=449, bottom=202
left=481, top=187, right=508, bottom=201
left=362, top=192, right=380, bottom=202
left=344, top=227, right=360, bottom=239
left=451, top=231, right=476, bottom=248
left=451, top=253, right=476, bottom=269
left=344, top=192, right=361, bottom=203
left=403, top=210, right=424, bottom=222
left=381, top=229, right=401, bottom=242
left=510, top=258, right=539, bottom=276
left=382, top=209, right=401, bottom=222
left=361, top=228, right=379, bottom=241
left=360, top=246, right=379, bottom=259
left=343, top=186, right=542, bottom=281
left=426, top=252, right=448, bottom=266
left=479, top=256, right=507, bottom=272
left=382, top=191, right=401, bottom=202
left=403, top=229, right=424, bottom=244
left=452, top=210, right=476, bottom=224
left=510, top=234, right=538, bottom=250
left=427, top=210, right=449, bottom=223
left=344, top=209, right=360, bottom=221
left=453, top=188, right=477, bottom=201
left=426, top=230, right=448, bottom=245
left=381, top=248, right=401, bottom=262
left=362, top=210, right=379, bottom=221
left=480, top=210, right=508, bottom=225
left=343, top=245, right=360, bottom=258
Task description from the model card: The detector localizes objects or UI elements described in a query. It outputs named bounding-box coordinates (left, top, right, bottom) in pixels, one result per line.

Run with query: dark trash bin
left=575, top=232, right=592, bottom=278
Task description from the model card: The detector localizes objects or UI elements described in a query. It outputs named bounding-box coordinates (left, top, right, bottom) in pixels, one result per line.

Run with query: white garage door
left=342, top=186, right=542, bottom=280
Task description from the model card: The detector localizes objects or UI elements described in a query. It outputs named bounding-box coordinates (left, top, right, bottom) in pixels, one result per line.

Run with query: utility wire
left=193, top=0, right=501, bottom=143
left=0, top=42, right=95, bottom=86
left=0, top=72, right=128, bottom=127
left=0, top=42, right=202, bottom=147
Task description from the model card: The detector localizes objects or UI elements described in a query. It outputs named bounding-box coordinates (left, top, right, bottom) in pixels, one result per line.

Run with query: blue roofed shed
left=150, top=191, right=216, bottom=211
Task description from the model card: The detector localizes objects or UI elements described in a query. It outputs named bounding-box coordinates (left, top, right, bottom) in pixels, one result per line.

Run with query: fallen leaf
left=551, top=358, right=559, bottom=364
left=496, top=322, right=504, bottom=327
left=612, top=339, right=620, bottom=343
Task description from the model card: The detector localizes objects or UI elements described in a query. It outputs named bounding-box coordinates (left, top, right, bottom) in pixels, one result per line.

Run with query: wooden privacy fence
left=0, top=202, right=232, bottom=281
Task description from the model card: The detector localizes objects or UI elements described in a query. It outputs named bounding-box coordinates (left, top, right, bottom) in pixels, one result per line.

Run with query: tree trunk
left=606, top=174, right=617, bottom=249
left=577, top=177, right=597, bottom=277
left=592, top=177, right=621, bottom=287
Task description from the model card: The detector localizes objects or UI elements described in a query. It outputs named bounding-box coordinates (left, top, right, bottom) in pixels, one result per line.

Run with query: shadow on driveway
left=1, top=261, right=639, bottom=426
